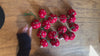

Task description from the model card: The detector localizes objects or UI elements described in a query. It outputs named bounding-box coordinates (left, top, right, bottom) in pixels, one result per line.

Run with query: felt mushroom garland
left=24, top=8, right=79, bottom=48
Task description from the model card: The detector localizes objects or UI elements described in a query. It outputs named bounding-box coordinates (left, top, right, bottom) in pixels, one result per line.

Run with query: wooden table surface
left=0, top=0, right=100, bottom=56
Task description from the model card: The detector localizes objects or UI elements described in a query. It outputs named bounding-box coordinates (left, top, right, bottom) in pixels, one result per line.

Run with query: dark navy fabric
left=17, top=33, right=31, bottom=56
left=0, top=6, right=5, bottom=29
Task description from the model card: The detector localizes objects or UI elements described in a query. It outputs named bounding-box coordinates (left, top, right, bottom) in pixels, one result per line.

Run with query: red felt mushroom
left=42, top=20, right=50, bottom=30
left=59, top=15, right=67, bottom=23
left=40, top=39, right=48, bottom=48
left=69, top=23, right=79, bottom=32
left=31, top=19, right=41, bottom=29
left=58, top=26, right=67, bottom=34
left=67, top=32, right=75, bottom=40
left=50, top=39, right=60, bottom=47
left=39, top=9, right=47, bottom=18
left=59, top=33, right=69, bottom=42
left=68, top=9, right=77, bottom=16
left=48, top=14, right=58, bottom=24
left=67, top=15, right=76, bottom=23
left=48, top=31, right=58, bottom=39
left=37, top=30, right=47, bottom=38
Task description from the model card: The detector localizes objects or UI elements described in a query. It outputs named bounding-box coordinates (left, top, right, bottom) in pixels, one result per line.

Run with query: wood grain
left=0, top=0, right=100, bottom=56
